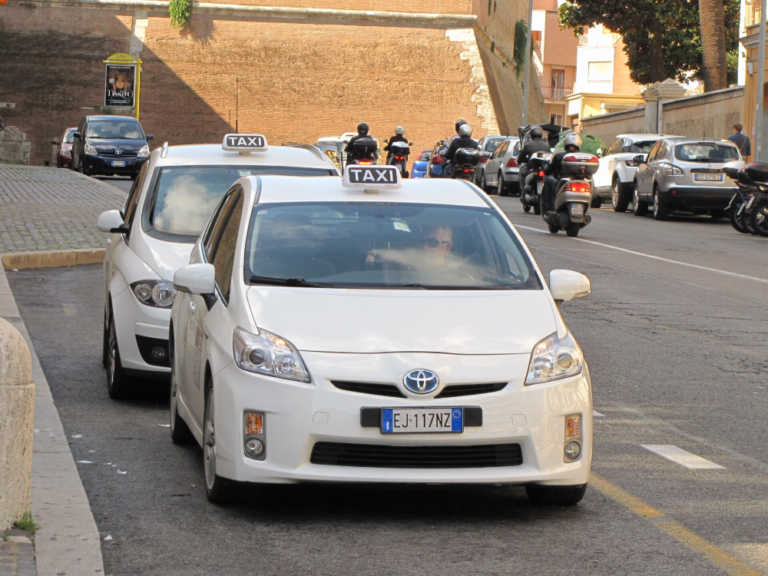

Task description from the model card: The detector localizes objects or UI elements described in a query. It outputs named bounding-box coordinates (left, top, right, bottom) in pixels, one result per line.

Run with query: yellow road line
left=591, top=473, right=764, bottom=576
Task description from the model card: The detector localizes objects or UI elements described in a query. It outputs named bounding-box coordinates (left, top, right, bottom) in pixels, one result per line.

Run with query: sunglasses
left=422, top=238, right=451, bottom=248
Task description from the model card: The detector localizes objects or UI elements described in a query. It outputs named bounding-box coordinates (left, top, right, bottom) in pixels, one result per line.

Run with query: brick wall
left=0, top=1, right=515, bottom=165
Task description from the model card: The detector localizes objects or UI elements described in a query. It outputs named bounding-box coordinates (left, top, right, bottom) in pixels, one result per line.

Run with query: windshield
left=86, top=120, right=144, bottom=140
left=244, top=202, right=542, bottom=290
left=63, top=129, right=77, bottom=144
left=485, top=139, right=507, bottom=153
left=148, top=166, right=334, bottom=239
left=674, top=143, right=739, bottom=163
left=630, top=140, right=656, bottom=153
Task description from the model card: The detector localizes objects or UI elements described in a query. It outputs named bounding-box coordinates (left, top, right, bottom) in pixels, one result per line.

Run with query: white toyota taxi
left=169, top=165, right=593, bottom=505
left=96, top=135, right=338, bottom=398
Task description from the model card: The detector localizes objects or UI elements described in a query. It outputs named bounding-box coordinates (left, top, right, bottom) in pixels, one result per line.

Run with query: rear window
left=63, top=130, right=77, bottom=144
left=674, top=143, right=739, bottom=163
left=485, top=139, right=506, bottom=153
left=630, top=140, right=656, bottom=153
left=146, top=165, right=334, bottom=240
left=418, top=152, right=431, bottom=161
left=86, top=120, right=144, bottom=140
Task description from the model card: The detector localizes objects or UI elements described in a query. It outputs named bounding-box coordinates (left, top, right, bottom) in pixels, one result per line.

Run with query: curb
left=0, top=266, right=105, bottom=576
left=1, top=249, right=105, bottom=271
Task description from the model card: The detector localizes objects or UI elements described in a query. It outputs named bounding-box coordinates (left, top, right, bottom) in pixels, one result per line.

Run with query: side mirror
left=382, top=138, right=389, bottom=143
left=52, top=139, right=61, bottom=145
left=633, top=154, right=647, bottom=166
left=596, top=147, right=606, bottom=158
left=549, top=270, right=591, bottom=303
left=96, top=210, right=129, bottom=234
left=146, top=134, right=155, bottom=141
left=409, top=141, right=414, bottom=146
left=174, top=264, right=216, bottom=295
left=73, top=132, right=82, bottom=140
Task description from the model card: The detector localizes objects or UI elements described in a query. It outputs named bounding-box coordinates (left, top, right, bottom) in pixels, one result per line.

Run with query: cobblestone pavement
left=0, top=166, right=126, bottom=254
left=0, top=534, right=36, bottom=576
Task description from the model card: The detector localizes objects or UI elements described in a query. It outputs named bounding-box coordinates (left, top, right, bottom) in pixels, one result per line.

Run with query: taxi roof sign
left=342, top=165, right=402, bottom=193
left=222, top=134, right=268, bottom=154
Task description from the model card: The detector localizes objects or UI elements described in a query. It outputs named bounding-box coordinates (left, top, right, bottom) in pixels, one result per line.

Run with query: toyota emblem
left=114, top=149, right=122, bottom=155
left=403, top=369, right=439, bottom=394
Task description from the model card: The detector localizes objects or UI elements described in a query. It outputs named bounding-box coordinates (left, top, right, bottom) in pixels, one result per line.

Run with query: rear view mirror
left=596, top=147, right=606, bottom=158
left=146, top=134, right=155, bottom=141
left=73, top=132, right=82, bottom=140
left=632, top=154, right=647, bottom=166
left=409, top=141, right=414, bottom=146
left=549, top=270, right=591, bottom=303
left=96, top=210, right=129, bottom=234
left=383, top=138, right=389, bottom=143
left=52, top=139, right=61, bottom=145
left=174, top=264, right=216, bottom=296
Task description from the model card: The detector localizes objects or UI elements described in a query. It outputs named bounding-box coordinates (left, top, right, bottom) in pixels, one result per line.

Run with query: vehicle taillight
left=432, top=156, right=444, bottom=164
left=358, top=160, right=372, bottom=165
left=538, top=170, right=545, bottom=178
left=565, top=182, right=591, bottom=193
left=395, top=155, right=404, bottom=161
left=506, top=157, right=518, bottom=168
left=463, top=168, right=471, bottom=173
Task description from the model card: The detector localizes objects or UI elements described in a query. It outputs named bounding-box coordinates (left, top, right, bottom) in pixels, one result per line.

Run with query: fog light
left=151, top=346, right=166, bottom=361
left=244, top=438, right=264, bottom=458
left=564, top=441, right=581, bottom=461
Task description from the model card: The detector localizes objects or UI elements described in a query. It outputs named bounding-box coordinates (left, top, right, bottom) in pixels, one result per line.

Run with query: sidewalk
left=0, top=166, right=113, bottom=575
left=0, top=166, right=126, bottom=268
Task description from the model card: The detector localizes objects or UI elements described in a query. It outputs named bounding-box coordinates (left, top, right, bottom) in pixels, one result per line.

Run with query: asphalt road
left=8, top=196, right=768, bottom=576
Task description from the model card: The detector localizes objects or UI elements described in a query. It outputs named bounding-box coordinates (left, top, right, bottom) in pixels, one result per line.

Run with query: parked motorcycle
left=723, top=163, right=754, bottom=234
left=383, top=139, right=413, bottom=177
left=744, top=162, right=768, bottom=236
left=520, top=151, right=551, bottom=215
left=542, top=152, right=599, bottom=237
left=450, top=148, right=481, bottom=181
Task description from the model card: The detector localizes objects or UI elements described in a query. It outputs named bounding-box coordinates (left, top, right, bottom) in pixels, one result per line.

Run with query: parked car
left=481, top=137, right=520, bottom=196
left=53, top=127, right=77, bottom=168
left=411, top=150, right=432, bottom=178
left=314, top=142, right=343, bottom=172
left=632, top=138, right=743, bottom=220
left=593, top=134, right=666, bottom=211
left=475, top=135, right=516, bottom=188
left=72, top=115, right=154, bottom=179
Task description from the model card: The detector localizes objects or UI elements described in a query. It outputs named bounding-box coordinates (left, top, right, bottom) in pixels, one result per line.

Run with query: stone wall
left=0, top=0, right=529, bottom=165
left=580, top=108, right=645, bottom=144
left=0, top=127, right=32, bottom=165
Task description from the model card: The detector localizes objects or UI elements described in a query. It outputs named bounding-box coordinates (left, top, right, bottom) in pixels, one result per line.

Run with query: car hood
left=246, top=287, right=556, bottom=355
left=133, top=233, right=194, bottom=281
left=89, top=138, right=145, bottom=153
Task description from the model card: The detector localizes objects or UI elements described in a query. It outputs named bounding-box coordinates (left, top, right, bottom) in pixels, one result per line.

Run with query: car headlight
left=129, top=280, right=177, bottom=308
left=525, top=332, right=583, bottom=385
left=138, top=144, right=150, bottom=158
left=233, top=326, right=310, bottom=383
left=61, top=149, right=72, bottom=158
left=84, top=142, right=98, bottom=156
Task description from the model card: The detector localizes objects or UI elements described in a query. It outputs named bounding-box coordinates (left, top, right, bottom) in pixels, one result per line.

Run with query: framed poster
left=105, top=64, right=136, bottom=107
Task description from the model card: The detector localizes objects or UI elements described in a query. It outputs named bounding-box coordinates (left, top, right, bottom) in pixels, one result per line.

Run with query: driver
left=419, top=226, right=454, bottom=269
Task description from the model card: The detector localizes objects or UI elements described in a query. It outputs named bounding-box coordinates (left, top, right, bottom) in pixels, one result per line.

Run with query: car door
left=185, top=188, right=244, bottom=425
left=594, top=138, right=622, bottom=190
left=636, top=141, right=661, bottom=199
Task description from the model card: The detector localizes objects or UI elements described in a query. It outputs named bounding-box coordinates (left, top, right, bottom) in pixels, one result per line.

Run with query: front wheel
left=751, top=200, right=768, bottom=237
left=204, top=383, right=236, bottom=504
left=106, top=309, right=132, bottom=399
left=498, top=173, right=509, bottom=196
left=525, top=484, right=587, bottom=506
left=729, top=201, right=749, bottom=233
left=566, top=222, right=580, bottom=237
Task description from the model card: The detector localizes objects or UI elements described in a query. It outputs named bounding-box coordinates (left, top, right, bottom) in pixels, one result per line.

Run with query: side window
left=494, top=141, right=509, bottom=158
left=210, top=193, right=244, bottom=303
left=122, top=162, right=148, bottom=227
left=646, top=142, right=661, bottom=162
left=203, top=189, right=239, bottom=260
left=606, top=139, right=622, bottom=155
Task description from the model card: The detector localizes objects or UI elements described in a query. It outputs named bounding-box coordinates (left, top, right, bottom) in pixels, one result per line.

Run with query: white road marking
left=641, top=444, right=725, bottom=470
left=513, top=224, right=768, bottom=285
left=593, top=410, right=604, bottom=417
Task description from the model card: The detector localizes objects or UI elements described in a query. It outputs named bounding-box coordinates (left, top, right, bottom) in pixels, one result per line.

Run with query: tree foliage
left=558, top=0, right=740, bottom=86
left=513, top=19, right=528, bottom=81
left=169, top=0, right=192, bottom=29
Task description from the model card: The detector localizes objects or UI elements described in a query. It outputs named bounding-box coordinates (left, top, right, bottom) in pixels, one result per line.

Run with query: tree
left=699, top=0, right=728, bottom=91
left=559, top=0, right=739, bottom=88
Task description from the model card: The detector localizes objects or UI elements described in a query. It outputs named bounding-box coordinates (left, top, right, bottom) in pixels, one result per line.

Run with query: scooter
left=542, top=152, right=599, bottom=237
left=723, top=162, right=754, bottom=234
left=383, top=139, right=413, bottom=177
left=346, top=137, right=378, bottom=165
left=520, top=151, right=551, bottom=214
left=450, top=148, right=481, bottom=181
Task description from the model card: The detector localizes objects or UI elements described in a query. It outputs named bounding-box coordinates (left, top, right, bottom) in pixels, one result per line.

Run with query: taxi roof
left=153, top=143, right=335, bottom=170
left=251, top=175, right=491, bottom=208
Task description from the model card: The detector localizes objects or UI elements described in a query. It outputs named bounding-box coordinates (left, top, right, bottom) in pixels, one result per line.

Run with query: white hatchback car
left=96, top=135, right=338, bottom=398
left=169, top=165, right=594, bottom=506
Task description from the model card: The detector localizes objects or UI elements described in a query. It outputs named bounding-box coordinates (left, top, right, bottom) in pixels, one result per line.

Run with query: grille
left=331, top=381, right=507, bottom=398
left=100, top=152, right=138, bottom=158
left=310, top=442, right=523, bottom=469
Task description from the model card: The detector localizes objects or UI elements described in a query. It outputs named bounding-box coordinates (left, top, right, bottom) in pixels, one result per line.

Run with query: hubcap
left=204, top=390, right=216, bottom=490
left=613, top=182, right=619, bottom=205
left=654, top=192, right=659, bottom=214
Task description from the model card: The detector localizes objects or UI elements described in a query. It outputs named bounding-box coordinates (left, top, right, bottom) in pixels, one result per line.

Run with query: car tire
left=102, top=308, right=109, bottom=368
left=106, top=306, right=132, bottom=399
left=498, top=172, right=509, bottom=196
left=591, top=195, right=602, bottom=209
left=525, top=484, right=587, bottom=506
left=612, top=178, right=629, bottom=212
left=652, top=186, right=669, bottom=220
left=169, top=328, right=194, bottom=445
left=566, top=222, right=580, bottom=237
left=632, top=184, right=648, bottom=216
left=204, top=382, right=239, bottom=504
left=479, top=173, right=492, bottom=194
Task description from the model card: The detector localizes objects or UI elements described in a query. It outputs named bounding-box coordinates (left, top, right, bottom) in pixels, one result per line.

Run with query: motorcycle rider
left=518, top=126, right=551, bottom=195
left=451, top=119, right=467, bottom=141
left=444, top=123, right=479, bottom=177
left=384, top=126, right=408, bottom=163
left=345, top=122, right=375, bottom=164
left=541, top=132, right=582, bottom=213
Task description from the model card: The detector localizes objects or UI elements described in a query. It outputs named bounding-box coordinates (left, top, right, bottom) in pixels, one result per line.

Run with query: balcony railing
left=540, top=85, right=573, bottom=101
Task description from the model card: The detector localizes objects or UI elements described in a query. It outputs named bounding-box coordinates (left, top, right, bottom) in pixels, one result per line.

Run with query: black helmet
left=455, top=119, right=467, bottom=133
left=357, top=122, right=369, bottom=136
left=530, top=126, right=544, bottom=140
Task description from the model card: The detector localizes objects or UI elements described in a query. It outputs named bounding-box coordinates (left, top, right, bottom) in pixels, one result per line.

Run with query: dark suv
left=71, top=116, right=153, bottom=179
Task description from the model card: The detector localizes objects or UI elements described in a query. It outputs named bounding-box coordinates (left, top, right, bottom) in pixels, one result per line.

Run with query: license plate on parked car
left=381, top=407, right=463, bottom=434
left=571, top=204, right=584, bottom=216
left=694, top=173, right=723, bottom=181
left=112, top=160, right=126, bottom=167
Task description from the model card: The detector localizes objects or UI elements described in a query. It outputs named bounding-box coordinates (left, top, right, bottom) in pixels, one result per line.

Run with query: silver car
left=480, top=137, right=520, bottom=196
left=475, top=135, right=515, bottom=189
left=633, top=138, right=743, bottom=220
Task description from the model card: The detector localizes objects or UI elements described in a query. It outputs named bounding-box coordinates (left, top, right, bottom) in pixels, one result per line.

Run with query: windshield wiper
left=248, top=275, right=335, bottom=287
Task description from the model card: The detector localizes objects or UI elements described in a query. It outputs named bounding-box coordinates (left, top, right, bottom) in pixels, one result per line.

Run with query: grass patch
left=14, top=513, right=39, bottom=533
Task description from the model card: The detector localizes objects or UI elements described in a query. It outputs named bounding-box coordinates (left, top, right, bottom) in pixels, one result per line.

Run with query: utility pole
left=521, top=0, right=534, bottom=127
left=757, top=1, right=767, bottom=160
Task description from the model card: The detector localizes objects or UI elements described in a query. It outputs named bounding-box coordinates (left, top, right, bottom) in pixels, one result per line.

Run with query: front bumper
left=85, top=155, right=147, bottom=175
left=112, top=286, right=171, bottom=376
left=206, top=352, right=592, bottom=486
left=659, top=185, right=731, bottom=209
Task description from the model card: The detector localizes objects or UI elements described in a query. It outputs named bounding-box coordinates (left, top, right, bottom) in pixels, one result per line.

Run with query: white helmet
left=458, top=124, right=473, bottom=137
left=563, top=133, right=582, bottom=151
left=395, top=126, right=405, bottom=136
